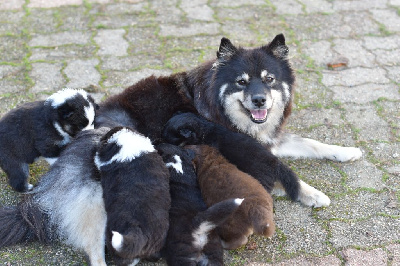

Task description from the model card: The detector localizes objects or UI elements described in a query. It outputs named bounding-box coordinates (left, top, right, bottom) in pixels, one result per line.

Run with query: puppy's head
left=45, top=88, right=99, bottom=137
left=211, top=34, right=295, bottom=134
left=94, top=126, right=155, bottom=169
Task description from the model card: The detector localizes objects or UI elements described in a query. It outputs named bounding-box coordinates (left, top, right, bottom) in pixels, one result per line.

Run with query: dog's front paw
left=328, top=146, right=362, bottom=162
left=298, top=180, right=330, bottom=208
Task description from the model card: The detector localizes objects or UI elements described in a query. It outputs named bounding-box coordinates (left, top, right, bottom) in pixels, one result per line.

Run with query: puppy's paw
left=271, top=187, right=287, bottom=197
left=327, top=146, right=362, bottom=162
left=298, top=180, right=330, bottom=208
left=27, top=183, right=34, bottom=191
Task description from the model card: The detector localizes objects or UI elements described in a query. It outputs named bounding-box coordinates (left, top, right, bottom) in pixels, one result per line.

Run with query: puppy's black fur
left=0, top=89, right=97, bottom=192
left=95, top=127, right=170, bottom=265
left=163, top=112, right=300, bottom=202
left=157, top=143, right=241, bottom=266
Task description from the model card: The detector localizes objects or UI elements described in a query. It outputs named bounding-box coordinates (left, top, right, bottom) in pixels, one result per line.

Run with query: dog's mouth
left=250, top=109, right=268, bottom=124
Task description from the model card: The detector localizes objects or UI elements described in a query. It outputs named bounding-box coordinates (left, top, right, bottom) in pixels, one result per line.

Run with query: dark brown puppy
left=188, top=144, right=275, bottom=250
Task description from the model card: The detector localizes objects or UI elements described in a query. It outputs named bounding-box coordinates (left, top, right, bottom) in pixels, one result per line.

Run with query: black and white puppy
left=0, top=88, right=97, bottom=192
left=94, top=127, right=170, bottom=265
left=157, top=143, right=242, bottom=266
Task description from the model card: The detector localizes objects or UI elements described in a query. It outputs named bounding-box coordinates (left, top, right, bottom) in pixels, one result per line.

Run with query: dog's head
left=209, top=34, right=295, bottom=141
left=45, top=88, right=99, bottom=137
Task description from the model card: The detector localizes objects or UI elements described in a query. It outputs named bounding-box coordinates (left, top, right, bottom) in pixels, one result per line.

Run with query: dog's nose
left=252, top=95, right=266, bottom=108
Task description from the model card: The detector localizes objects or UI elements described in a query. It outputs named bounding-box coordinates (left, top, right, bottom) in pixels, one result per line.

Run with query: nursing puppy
left=0, top=128, right=109, bottom=266
left=188, top=144, right=275, bottom=250
left=157, top=143, right=242, bottom=266
left=95, top=127, right=170, bottom=265
left=0, top=88, right=97, bottom=192
left=163, top=112, right=327, bottom=207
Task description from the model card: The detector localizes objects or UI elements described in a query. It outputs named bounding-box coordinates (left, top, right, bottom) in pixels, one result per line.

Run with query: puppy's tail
left=191, top=198, right=243, bottom=248
left=0, top=196, right=51, bottom=248
left=110, top=227, right=147, bottom=259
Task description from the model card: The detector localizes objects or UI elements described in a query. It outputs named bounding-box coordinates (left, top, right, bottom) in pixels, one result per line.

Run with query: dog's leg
left=273, top=180, right=330, bottom=207
left=271, top=133, right=362, bottom=162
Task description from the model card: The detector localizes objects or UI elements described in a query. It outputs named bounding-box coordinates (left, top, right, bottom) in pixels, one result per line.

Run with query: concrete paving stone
left=370, top=142, right=400, bottom=165
left=90, top=2, right=146, bottom=15
left=94, top=29, right=128, bottom=56
left=215, top=5, right=273, bottom=21
left=87, top=0, right=113, bottom=3
left=153, top=6, right=184, bottom=23
left=64, top=59, right=101, bottom=89
left=341, top=248, right=387, bottom=266
left=271, top=254, right=341, bottom=266
left=0, top=11, right=24, bottom=35
left=28, top=0, right=83, bottom=8
left=221, top=21, right=260, bottom=43
left=333, top=0, right=388, bottom=11
left=372, top=48, right=400, bottom=66
left=322, top=67, right=390, bottom=87
left=371, top=9, right=400, bottom=33
left=57, top=7, right=91, bottom=31
left=330, top=216, right=400, bottom=248
left=390, top=0, right=400, bottom=5
left=386, top=65, right=400, bottom=82
left=25, top=9, right=59, bottom=34
left=300, top=0, right=334, bottom=13
left=93, top=14, right=139, bottom=28
left=125, top=27, right=161, bottom=54
left=163, top=35, right=220, bottom=52
left=0, top=0, right=24, bottom=10
left=0, top=80, right=26, bottom=94
left=101, top=55, right=163, bottom=71
left=273, top=200, right=330, bottom=254
left=150, top=0, right=177, bottom=9
left=303, top=40, right=336, bottom=67
left=180, top=0, right=208, bottom=8
left=0, top=65, right=22, bottom=79
left=331, top=84, right=400, bottom=104
left=387, top=244, right=400, bottom=265
left=29, top=31, right=91, bottom=47
left=165, top=50, right=203, bottom=72
left=341, top=11, right=381, bottom=36
left=344, top=104, right=391, bottom=142
left=332, top=39, right=376, bottom=68
left=30, top=45, right=97, bottom=61
left=209, top=0, right=266, bottom=7
left=363, top=35, right=400, bottom=50
left=184, top=5, right=214, bottom=22
left=289, top=107, right=344, bottom=130
left=317, top=190, right=399, bottom=220
left=269, top=0, right=304, bottom=15
left=294, top=74, right=335, bottom=108
left=103, top=69, right=172, bottom=88
left=159, top=22, right=220, bottom=37
left=0, top=36, right=27, bottom=62
left=30, top=62, right=65, bottom=93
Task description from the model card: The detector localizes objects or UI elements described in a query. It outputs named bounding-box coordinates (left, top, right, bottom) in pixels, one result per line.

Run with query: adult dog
left=96, top=34, right=362, bottom=207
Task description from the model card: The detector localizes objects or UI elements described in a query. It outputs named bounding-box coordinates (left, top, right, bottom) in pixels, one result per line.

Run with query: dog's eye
left=237, top=79, right=247, bottom=86
left=265, top=77, right=274, bottom=83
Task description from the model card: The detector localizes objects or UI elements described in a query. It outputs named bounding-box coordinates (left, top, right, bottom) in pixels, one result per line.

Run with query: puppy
left=188, top=144, right=275, bottom=250
left=162, top=112, right=327, bottom=207
left=94, top=127, right=171, bottom=265
left=157, top=143, right=242, bottom=266
left=0, top=88, right=97, bottom=192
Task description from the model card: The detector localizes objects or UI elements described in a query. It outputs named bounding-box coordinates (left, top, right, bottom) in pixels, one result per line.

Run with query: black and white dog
left=94, top=127, right=170, bottom=265
left=0, top=128, right=108, bottom=265
left=157, top=143, right=241, bottom=266
left=0, top=88, right=97, bottom=192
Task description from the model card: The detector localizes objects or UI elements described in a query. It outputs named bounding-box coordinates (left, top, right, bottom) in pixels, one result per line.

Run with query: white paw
left=328, top=146, right=362, bottom=162
left=298, top=180, right=330, bottom=208
left=27, top=183, right=34, bottom=191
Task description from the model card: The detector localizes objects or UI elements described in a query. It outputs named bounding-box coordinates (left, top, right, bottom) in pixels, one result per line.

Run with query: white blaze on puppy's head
left=45, top=88, right=89, bottom=108
left=165, top=155, right=184, bottom=174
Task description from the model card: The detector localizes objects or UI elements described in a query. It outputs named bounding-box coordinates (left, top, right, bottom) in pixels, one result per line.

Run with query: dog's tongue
left=250, top=109, right=267, bottom=120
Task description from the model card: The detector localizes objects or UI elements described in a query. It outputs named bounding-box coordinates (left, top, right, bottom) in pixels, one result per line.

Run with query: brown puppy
left=188, top=144, right=275, bottom=250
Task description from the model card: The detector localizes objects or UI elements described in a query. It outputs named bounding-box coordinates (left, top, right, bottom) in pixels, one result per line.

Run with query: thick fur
left=0, top=128, right=109, bottom=266
left=96, top=35, right=361, bottom=207
left=157, top=143, right=241, bottom=266
left=188, top=145, right=275, bottom=250
left=95, top=127, right=170, bottom=265
left=0, top=88, right=97, bottom=192
left=163, top=112, right=302, bottom=203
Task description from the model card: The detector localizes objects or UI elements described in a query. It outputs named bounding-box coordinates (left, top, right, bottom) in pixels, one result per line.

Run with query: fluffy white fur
left=111, top=231, right=123, bottom=252
left=46, top=88, right=89, bottom=108
left=192, top=221, right=216, bottom=249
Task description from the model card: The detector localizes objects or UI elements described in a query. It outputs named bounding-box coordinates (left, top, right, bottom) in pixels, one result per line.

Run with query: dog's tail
left=0, top=196, right=51, bottom=248
left=191, top=198, right=243, bottom=248
left=110, top=227, right=147, bottom=259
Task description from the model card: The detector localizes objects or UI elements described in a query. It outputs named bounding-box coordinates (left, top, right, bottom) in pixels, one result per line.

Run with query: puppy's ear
left=57, top=104, right=74, bottom=119
left=263, top=33, right=289, bottom=59
left=217, top=37, right=238, bottom=61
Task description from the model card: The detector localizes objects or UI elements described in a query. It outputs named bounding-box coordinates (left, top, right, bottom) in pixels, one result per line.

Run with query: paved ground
left=0, top=0, right=399, bottom=265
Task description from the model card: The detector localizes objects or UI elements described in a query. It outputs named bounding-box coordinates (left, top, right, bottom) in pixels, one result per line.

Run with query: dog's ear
left=217, top=37, right=238, bottom=61
left=263, top=34, right=289, bottom=59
